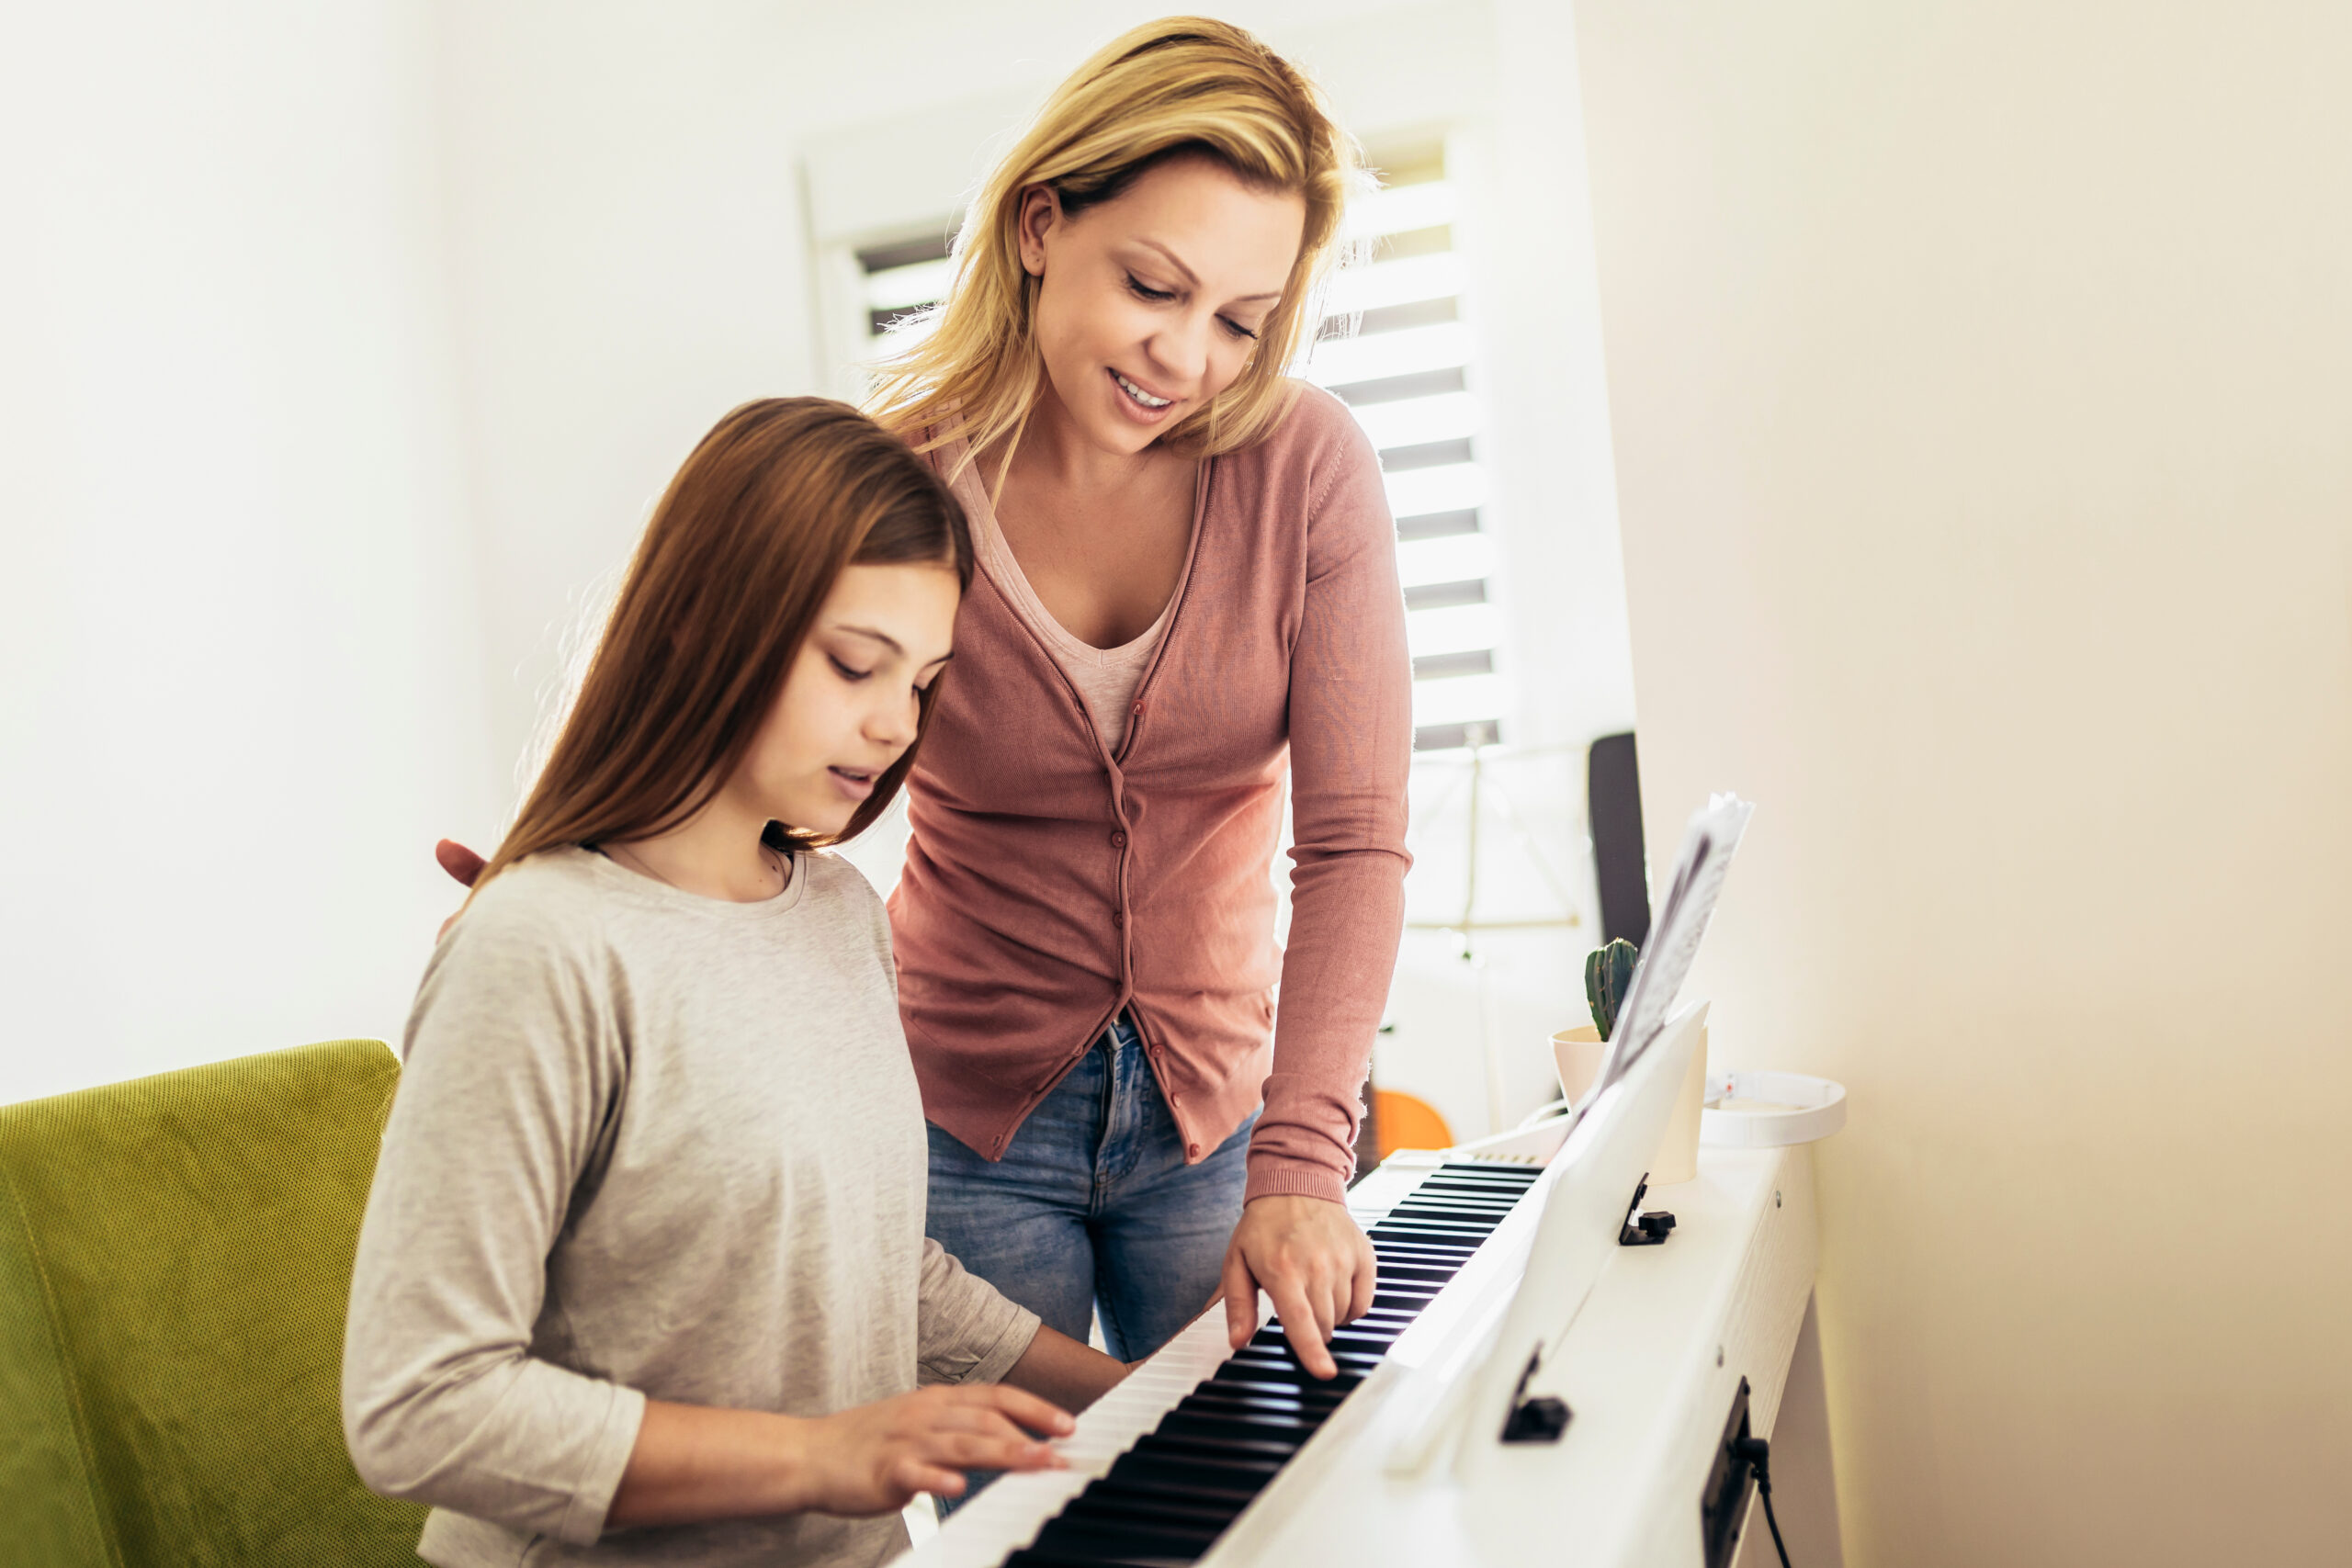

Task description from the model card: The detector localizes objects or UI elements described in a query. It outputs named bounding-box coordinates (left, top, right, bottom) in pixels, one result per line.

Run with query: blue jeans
left=925, top=1014, right=1256, bottom=1362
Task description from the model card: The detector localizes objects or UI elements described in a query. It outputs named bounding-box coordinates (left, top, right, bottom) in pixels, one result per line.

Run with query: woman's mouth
left=828, top=766, right=877, bottom=801
left=1110, top=368, right=1177, bottom=420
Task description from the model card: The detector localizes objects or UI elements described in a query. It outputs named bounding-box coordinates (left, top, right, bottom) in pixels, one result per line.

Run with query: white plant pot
left=1550, top=1020, right=1709, bottom=1187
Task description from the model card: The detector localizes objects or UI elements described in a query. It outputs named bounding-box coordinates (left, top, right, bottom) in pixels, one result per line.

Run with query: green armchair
left=0, top=1039, right=426, bottom=1566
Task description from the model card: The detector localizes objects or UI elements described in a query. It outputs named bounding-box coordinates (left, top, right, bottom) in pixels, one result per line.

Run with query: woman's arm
left=1221, top=405, right=1413, bottom=1374
left=605, top=1384, right=1073, bottom=1528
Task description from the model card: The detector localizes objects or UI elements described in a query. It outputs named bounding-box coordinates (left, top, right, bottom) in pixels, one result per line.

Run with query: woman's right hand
left=788, top=1383, right=1072, bottom=1516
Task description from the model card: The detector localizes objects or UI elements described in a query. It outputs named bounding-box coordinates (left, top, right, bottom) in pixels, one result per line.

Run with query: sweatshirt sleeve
left=913, top=1237, right=1042, bottom=1386
left=1254, top=405, right=1415, bottom=1204
left=341, top=893, right=646, bottom=1547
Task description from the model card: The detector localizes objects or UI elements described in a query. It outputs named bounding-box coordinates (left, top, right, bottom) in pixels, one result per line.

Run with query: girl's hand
left=789, top=1383, right=1073, bottom=1516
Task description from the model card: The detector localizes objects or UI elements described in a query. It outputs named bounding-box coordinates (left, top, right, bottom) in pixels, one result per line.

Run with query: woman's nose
left=1150, top=310, right=1215, bottom=386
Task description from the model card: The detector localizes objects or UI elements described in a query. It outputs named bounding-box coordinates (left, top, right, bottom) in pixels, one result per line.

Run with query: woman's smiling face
left=1018, top=154, right=1306, bottom=457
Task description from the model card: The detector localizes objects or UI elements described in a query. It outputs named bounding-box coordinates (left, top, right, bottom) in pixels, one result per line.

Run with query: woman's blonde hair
left=865, top=16, right=1363, bottom=468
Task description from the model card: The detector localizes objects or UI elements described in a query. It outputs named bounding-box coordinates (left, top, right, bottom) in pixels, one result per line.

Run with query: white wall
left=1575, top=3, right=2352, bottom=1561
left=0, top=1, right=1640, bottom=1130
left=0, top=3, right=497, bottom=1103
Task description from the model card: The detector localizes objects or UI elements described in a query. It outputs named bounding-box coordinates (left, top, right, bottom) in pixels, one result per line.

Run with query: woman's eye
left=829, top=656, right=873, bottom=682
left=1221, top=316, right=1261, bottom=342
left=1126, top=274, right=1174, bottom=303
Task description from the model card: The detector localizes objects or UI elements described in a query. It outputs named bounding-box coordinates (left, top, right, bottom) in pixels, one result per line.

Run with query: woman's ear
left=1016, top=185, right=1061, bottom=278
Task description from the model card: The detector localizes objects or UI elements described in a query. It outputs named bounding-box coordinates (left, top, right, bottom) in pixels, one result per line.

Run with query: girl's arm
left=344, top=902, right=650, bottom=1545
left=605, top=1323, right=1135, bottom=1528
left=605, top=1383, right=1072, bottom=1528
left=1000, top=1323, right=1134, bottom=1413
left=911, top=1237, right=1133, bottom=1413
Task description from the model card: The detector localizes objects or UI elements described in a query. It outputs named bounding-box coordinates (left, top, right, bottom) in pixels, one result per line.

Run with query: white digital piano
left=894, top=999, right=1834, bottom=1568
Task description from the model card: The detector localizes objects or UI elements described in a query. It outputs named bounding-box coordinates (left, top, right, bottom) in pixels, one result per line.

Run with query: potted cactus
left=1554, top=938, right=1638, bottom=1107
left=1583, top=938, right=1639, bottom=1042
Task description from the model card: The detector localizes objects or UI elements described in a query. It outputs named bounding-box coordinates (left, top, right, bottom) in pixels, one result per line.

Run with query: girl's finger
left=934, top=1432, right=1061, bottom=1472
left=966, top=1382, right=1077, bottom=1436
left=903, top=1459, right=964, bottom=1498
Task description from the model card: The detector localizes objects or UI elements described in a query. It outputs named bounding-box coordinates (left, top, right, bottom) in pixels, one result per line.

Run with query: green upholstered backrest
left=0, top=1040, right=426, bottom=1568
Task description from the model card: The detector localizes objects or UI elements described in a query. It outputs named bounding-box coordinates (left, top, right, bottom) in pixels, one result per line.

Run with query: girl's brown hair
left=470, top=397, right=971, bottom=898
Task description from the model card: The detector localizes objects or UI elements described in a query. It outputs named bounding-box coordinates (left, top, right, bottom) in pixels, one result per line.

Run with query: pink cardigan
left=888, top=386, right=1412, bottom=1205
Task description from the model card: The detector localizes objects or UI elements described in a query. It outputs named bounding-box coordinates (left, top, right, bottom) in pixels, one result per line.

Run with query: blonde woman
left=869, top=17, right=1411, bottom=1382
left=426, top=17, right=1404, bottom=1383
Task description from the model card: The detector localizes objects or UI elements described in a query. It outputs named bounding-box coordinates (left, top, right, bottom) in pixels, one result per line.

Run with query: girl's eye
left=829, top=656, right=873, bottom=682
left=1221, top=316, right=1261, bottom=342
left=1126, top=274, right=1174, bottom=303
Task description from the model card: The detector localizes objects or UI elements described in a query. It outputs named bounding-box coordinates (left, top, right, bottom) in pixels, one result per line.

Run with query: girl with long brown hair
left=343, top=398, right=1126, bottom=1568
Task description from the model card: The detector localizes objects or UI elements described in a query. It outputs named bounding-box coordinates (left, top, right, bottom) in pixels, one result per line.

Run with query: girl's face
left=725, top=560, right=961, bottom=838
left=1019, top=154, right=1306, bottom=457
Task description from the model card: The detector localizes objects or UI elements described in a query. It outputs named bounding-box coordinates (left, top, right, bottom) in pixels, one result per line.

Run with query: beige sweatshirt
left=342, top=846, right=1039, bottom=1568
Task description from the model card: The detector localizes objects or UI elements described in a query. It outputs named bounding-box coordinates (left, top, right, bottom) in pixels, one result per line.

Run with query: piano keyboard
left=904, top=1156, right=1546, bottom=1568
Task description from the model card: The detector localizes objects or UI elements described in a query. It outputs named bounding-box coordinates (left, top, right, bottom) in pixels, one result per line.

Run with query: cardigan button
left=1112, top=909, right=1125, bottom=928
left=1110, top=830, right=1127, bottom=849
left=1187, top=1143, right=1202, bottom=1158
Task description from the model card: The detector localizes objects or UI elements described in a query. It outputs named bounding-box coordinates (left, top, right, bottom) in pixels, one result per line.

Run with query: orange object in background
left=1373, top=1089, right=1453, bottom=1158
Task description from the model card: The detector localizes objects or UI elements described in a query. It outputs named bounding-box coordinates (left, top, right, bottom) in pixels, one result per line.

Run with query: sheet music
left=1586, top=793, right=1754, bottom=1103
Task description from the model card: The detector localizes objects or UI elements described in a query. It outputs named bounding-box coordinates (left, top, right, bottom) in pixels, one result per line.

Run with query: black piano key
left=1371, top=1226, right=1487, bottom=1246
left=1203, top=1367, right=1359, bottom=1404
left=1207, top=1360, right=1365, bottom=1396
left=1004, top=1547, right=1192, bottom=1568
left=1393, top=1203, right=1509, bottom=1224
left=1180, top=1382, right=1347, bottom=1414
left=1375, top=1235, right=1472, bottom=1255
left=1157, top=1413, right=1318, bottom=1449
left=1249, top=1326, right=1398, bottom=1359
left=1374, top=1216, right=1495, bottom=1235
left=1063, top=1488, right=1244, bottom=1532
left=1391, top=1204, right=1514, bottom=1218
left=1105, top=1457, right=1279, bottom=1504
left=1391, top=1190, right=1521, bottom=1210
left=1375, top=1216, right=1507, bottom=1238
left=1027, top=1515, right=1219, bottom=1566
left=1420, top=1173, right=1537, bottom=1192
left=1230, top=1342, right=1386, bottom=1375
left=1132, top=1428, right=1309, bottom=1465
left=1369, top=1289, right=1444, bottom=1314
left=1114, top=1443, right=1287, bottom=1493
left=1367, top=1240, right=1480, bottom=1263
